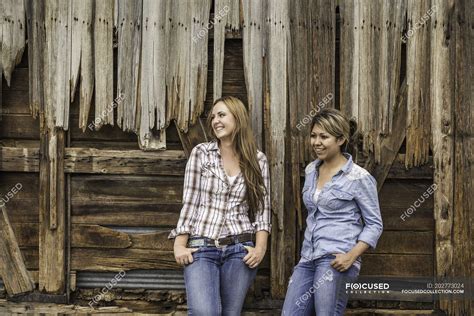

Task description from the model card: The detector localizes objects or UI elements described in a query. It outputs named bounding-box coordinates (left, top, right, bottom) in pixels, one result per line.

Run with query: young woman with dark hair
left=283, top=108, right=383, bottom=315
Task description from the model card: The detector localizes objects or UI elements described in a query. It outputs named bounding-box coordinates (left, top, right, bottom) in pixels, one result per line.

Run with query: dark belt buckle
left=214, top=238, right=225, bottom=248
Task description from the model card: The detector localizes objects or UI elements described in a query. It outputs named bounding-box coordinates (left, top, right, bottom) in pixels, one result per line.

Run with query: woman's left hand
left=243, top=246, right=266, bottom=269
left=331, top=253, right=356, bottom=272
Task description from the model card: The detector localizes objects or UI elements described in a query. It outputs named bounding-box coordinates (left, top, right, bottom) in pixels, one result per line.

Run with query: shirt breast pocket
left=326, top=189, right=354, bottom=210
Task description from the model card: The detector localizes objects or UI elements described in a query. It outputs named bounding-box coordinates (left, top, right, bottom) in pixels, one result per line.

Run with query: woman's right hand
left=174, top=245, right=199, bottom=265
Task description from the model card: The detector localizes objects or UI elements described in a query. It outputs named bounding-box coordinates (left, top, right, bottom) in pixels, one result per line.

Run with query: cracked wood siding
left=166, top=0, right=211, bottom=133
left=25, top=0, right=44, bottom=119
left=0, top=0, right=26, bottom=87
left=339, top=0, right=360, bottom=127
left=288, top=0, right=310, bottom=229
left=188, top=0, right=211, bottom=130
left=117, top=0, right=142, bottom=133
left=358, top=1, right=372, bottom=158
left=44, top=0, right=72, bottom=130
left=213, top=0, right=240, bottom=100
left=267, top=0, right=289, bottom=232
left=454, top=0, right=474, bottom=315
left=307, top=0, right=336, bottom=161
left=242, top=0, right=265, bottom=149
left=139, top=0, right=168, bottom=150
left=406, top=0, right=432, bottom=168
left=379, top=0, right=405, bottom=136
left=93, top=0, right=115, bottom=129
left=71, top=0, right=94, bottom=132
left=310, top=0, right=335, bottom=112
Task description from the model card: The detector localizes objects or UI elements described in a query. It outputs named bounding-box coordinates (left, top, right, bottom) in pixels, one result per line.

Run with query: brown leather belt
left=187, top=233, right=254, bottom=248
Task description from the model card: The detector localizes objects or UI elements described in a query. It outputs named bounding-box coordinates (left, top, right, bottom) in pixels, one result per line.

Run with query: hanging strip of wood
left=357, top=0, right=373, bottom=158
left=116, top=0, right=142, bottom=132
left=138, top=0, right=168, bottom=150
left=0, top=0, right=26, bottom=87
left=93, top=0, right=114, bottom=130
left=70, top=0, right=94, bottom=132
left=25, top=0, right=45, bottom=119
left=369, top=0, right=382, bottom=163
left=288, top=0, right=310, bottom=231
left=308, top=0, right=335, bottom=162
left=309, top=0, right=335, bottom=111
left=44, top=0, right=72, bottom=130
left=167, top=0, right=211, bottom=132
left=379, top=0, right=405, bottom=136
left=339, top=0, right=361, bottom=162
left=267, top=0, right=288, bottom=231
left=189, top=0, right=211, bottom=126
left=339, top=0, right=360, bottom=122
left=405, top=0, right=432, bottom=168
left=242, top=0, right=265, bottom=149
left=213, top=0, right=240, bottom=100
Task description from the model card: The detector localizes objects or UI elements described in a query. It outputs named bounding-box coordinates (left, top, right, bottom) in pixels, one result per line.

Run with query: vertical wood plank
left=242, top=0, right=265, bottom=149
left=453, top=0, right=473, bottom=313
left=39, top=118, right=66, bottom=293
left=116, top=0, right=142, bottom=132
left=339, top=0, right=359, bottom=121
left=25, top=0, right=45, bottom=119
left=214, top=0, right=240, bottom=100
left=406, top=0, right=432, bottom=168
left=73, top=0, right=94, bottom=132
left=139, top=0, right=167, bottom=149
left=93, top=0, right=115, bottom=129
left=430, top=0, right=456, bottom=313
left=267, top=0, right=290, bottom=299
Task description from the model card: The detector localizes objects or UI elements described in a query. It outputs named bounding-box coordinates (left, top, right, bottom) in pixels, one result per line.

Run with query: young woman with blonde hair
left=169, top=96, right=271, bottom=316
left=283, top=108, right=383, bottom=315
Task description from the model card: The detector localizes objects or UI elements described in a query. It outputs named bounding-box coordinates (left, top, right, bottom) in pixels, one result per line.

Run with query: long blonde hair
left=207, top=96, right=265, bottom=222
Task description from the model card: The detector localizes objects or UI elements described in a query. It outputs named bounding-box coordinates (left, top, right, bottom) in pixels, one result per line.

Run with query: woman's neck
left=321, top=152, right=346, bottom=170
left=218, top=139, right=236, bottom=156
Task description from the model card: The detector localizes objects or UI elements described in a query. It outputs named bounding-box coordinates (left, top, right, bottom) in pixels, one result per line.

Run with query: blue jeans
left=184, top=241, right=257, bottom=315
left=282, top=255, right=360, bottom=316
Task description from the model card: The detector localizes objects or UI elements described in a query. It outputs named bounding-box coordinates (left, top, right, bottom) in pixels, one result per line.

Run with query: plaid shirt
left=168, top=141, right=272, bottom=239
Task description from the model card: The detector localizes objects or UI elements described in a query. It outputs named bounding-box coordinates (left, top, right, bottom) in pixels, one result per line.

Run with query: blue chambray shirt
left=300, top=153, right=383, bottom=264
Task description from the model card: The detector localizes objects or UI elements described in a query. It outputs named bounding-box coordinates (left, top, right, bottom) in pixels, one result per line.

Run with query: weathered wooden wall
left=0, top=0, right=472, bottom=314
left=1, top=31, right=437, bottom=313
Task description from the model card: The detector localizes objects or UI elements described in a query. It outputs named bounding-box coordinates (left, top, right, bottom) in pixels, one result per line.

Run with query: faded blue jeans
left=282, top=254, right=360, bottom=315
left=184, top=241, right=257, bottom=315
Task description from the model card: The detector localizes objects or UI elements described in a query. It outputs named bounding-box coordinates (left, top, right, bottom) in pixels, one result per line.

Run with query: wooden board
left=93, top=0, right=114, bottom=129
left=453, top=0, right=474, bottom=314
left=360, top=254, right=433, bottom=277
left=64, top=148, right=186, bottom=175
left=405, top=0, right=431, bottom=168
left=0, top=0, right=26, bottom=87
left=0, top=206, right=35, bottom=295
left=116, top=0, right=142, bottom=132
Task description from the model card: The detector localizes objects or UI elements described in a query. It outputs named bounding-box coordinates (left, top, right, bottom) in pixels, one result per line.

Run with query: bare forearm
left=255, top=231, right=269, bottom=251
left=174, top=234, right=189, bottom=249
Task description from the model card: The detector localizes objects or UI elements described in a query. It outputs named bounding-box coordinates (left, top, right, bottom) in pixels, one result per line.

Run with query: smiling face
left=310, top=124, right=345, bottom=161
left=210, top=101, right=237, bottom=141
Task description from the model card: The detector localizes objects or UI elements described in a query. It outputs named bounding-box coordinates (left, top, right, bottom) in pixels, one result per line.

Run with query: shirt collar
left=315, top=152, right=353, bottom=174
left=207, top=140, right=221, bottom=155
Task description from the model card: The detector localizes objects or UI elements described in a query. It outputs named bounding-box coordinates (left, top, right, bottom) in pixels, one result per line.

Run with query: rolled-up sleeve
left=168, top=146, right=202, bottom=239
left=252, top=154, right=272, bottom=233
left=355, top=174, right=383, bottom=249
